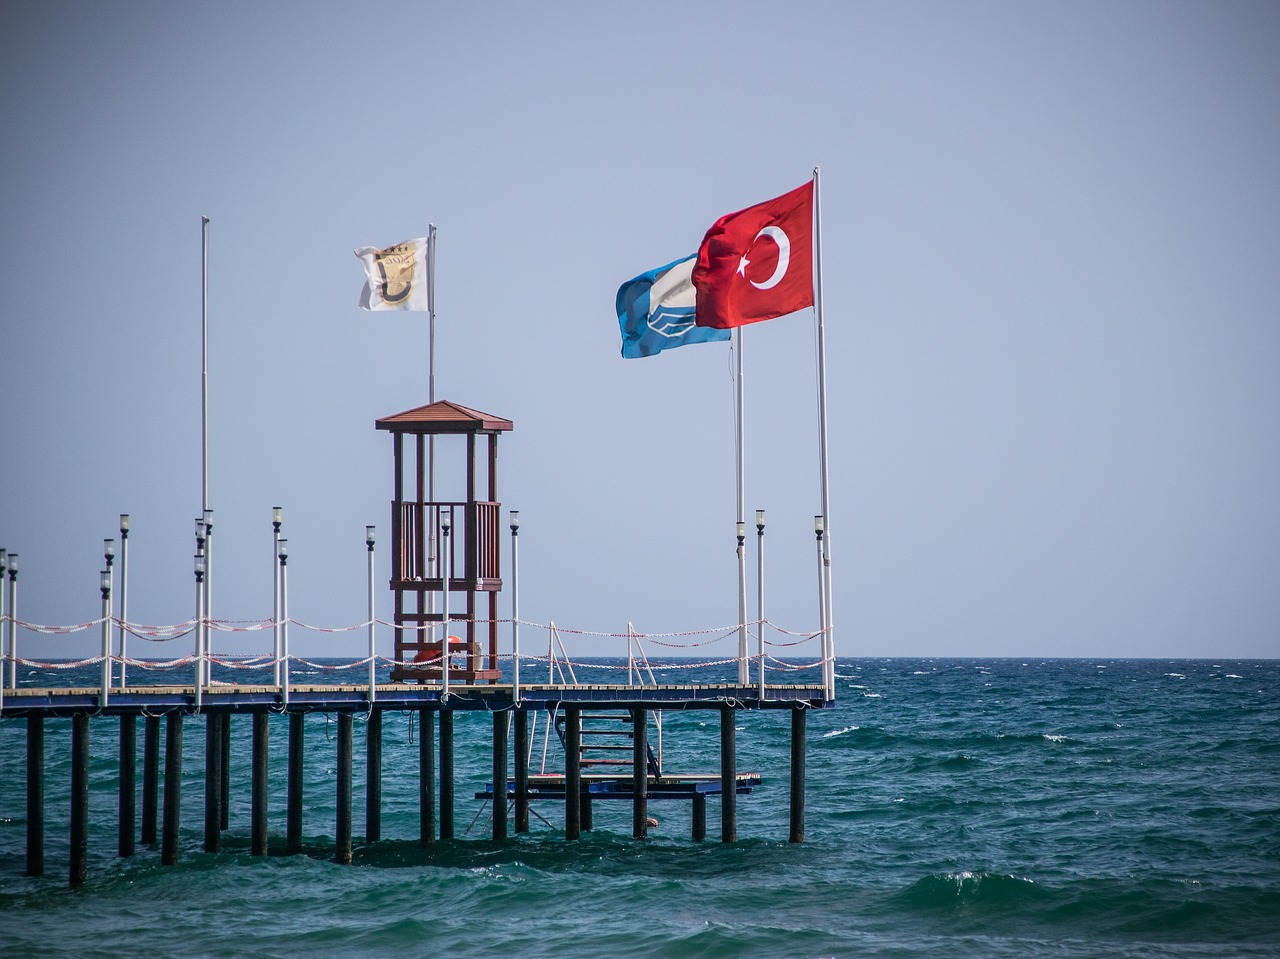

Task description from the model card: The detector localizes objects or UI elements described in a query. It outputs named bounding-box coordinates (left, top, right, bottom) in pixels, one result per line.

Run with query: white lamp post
left=756, top=510, right=766, bottom=697
left=272, top=507, right=283, bottom=686
left=100, top=569, right=112, bottom=706
left=440, top=509, right=451, bottom=699
left=119, top=515, right=130, bottom=688
left=278, top=538, right=289, bottom=707
left=366, top=525, right=376, bottom=701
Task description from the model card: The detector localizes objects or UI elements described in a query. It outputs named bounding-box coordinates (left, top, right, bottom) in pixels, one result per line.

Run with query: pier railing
left=0, top=611, right=833, bottom=709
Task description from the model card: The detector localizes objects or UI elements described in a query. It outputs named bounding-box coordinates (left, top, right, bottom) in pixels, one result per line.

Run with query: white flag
left=355, top=237, right=430, bottom=311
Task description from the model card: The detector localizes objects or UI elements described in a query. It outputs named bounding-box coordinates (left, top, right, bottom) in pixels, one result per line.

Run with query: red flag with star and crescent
left=692, top=180, right=814, bottom=329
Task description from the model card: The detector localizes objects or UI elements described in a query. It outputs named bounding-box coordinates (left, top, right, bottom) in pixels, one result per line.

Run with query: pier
left=2, top=678, right=827, bottom=884
left=1, top=397, right=834, bottom=884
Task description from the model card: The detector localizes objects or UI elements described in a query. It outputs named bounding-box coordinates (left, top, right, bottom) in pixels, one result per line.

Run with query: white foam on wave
left=1226, top=674, right=1243, bottom=679
left=822, top=725, right=860, bottom=739
left=1043, top=734, right=1068, bottom=743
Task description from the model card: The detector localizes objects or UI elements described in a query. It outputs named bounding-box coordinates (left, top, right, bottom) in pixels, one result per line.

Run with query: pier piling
left=26, top=716, right=43, bottom=876
left=366, top=710, right=381, bottom=843
left=720, top=705, right=736, bottom=843
left=790, top=706, right=806, bottom=844
left=141, top=716, right=159, bottom=846
left=439, top=709, right=454, bottom=840
left=219, top=714, right=230, bottom=831
left=161, top=713, right=182, bottom=866
left=251, top=713, right=268, bottom=856
left=692, top=793, right=706, bottom=842
left=336, top=713, right=352, bottom=864
left=287, top=712, right=303, bottom=853
left=632, top=708, right=648, bottom=840
left=565, top=706, right=581, bottom=840
left=119, top=714, right=136, bottom=858
left=513, top=709, right=529, bottom=834
left=204, top=714, right=221, bottom=853
left=418, top=708, right=435, bottom=846
left=70, top=713, right=89, bottom=886
left=492, top=711, right=508, bottom=841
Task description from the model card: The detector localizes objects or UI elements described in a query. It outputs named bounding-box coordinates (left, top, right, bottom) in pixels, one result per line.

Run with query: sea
left=1, top=657, right=1277, bottom=959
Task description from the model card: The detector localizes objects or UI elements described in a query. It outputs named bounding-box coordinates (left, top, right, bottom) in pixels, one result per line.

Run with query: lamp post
left=6, top=553, right=17, bottom=689
left=366, top=525, right=376, bottom=702
left=119, top=515, right=130, bottom=688
left=100, top=570, right=112, bottom=706
left=278, top=539, right=289, bottom=707
left=510, top=510, right=520, bottom=703
left=736, top=521, right=748, bottom=684
left=194, top=552, right=206, bottom=712
left=755, top=510, right=766, bottom=697
left=104, top=539, right=115, bottom=687
left=272, top=507, right=282, bottom=686
left=814, top=515, right=827, bottom=684
left=440, top=509, right=451, bottom=699
left=203, top=509, right=214, bottom=674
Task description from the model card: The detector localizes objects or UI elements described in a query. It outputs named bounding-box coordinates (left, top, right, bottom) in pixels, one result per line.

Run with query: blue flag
left=616, top=254, right=732, bottom=358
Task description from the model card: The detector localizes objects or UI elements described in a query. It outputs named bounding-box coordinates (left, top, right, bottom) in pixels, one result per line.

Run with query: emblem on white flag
left=355, top=237, right=430, bottom=311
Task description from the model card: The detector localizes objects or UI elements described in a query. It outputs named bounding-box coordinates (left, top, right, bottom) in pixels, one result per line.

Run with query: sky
left=1, top=1, right=1278, bottom=664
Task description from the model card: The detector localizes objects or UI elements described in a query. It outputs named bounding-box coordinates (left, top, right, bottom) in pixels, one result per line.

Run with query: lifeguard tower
left=375, top=399, right=513, bottom=682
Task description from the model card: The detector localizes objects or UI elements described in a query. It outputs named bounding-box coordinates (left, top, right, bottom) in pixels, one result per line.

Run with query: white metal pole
left=203, top=510, right=213, bottom=687
left=272, top=509, right=282, bottom=686
left=441, top=513, right=451, bottom=700
left=279, top=541, right=289, bottom=707
left=104, top=540, right=115, bottom=686
left=100, top=572, right=112, bottom=707
left=734, top=328, right=749, bottom=685
left=201, top=216, right=210, bottom=517
left=119, top=516, right=129, bottom=688
left=814, top=516, right=827, bottom=686
left=756, top=511, right=766, bottom=697
left=7, top=558, right=18, bottom=689
left=510, top=511, right=520, bottom=703
left=812, top=168, right=835, bottom=698
left=367, top=526, right=376, bottom=702
left=194, top=558, right=205, bottom=712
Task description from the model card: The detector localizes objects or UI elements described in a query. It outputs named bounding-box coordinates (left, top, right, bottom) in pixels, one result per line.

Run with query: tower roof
left=375, top=399, right=513, bottom=434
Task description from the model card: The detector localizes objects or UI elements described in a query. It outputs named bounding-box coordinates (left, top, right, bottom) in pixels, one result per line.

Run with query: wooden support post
left=513, top=709, right=529, bottom=834
left=564, top=705, right=581, bottom=841
left=336, top=713, right=352, bottom=864
left=366, top=710, right=381, bottom=843
left=691, top=793, right=707, bottom=842
left=439, top=708, right=454, bottom=840
left=119, top=714, right=136, bottom=857
left=162, top=712, right=182, bottom=866
left=203, top=713, right=221, bottom=853
left=26, top=716, right=43, bottom=876
left=287, top=712, right=303, bottom=853
left=581, top=785, right=593, bottom=832
left=720, top=704, right=736, bottom=843
left=632, top=708, right=648, bottom=840
left=492, top=711, right=508, bottom=841
left=418, top=708, right=435, bottom=846
left=70, top=713, right=89, bottom=887
left=141, top=715, right=159, bottom=846
left=251, top=713, right=268, bottom=856
left=220, top=713, right=231, bottom=832
left=789, top=706, right=806, bottom=844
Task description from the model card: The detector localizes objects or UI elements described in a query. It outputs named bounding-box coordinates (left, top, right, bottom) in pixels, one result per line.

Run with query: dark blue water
left=2, top=658, right=1278, bottom=958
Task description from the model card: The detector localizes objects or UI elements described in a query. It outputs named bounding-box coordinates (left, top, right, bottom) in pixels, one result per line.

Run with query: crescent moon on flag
left=749, top=226, right=790, bottom=290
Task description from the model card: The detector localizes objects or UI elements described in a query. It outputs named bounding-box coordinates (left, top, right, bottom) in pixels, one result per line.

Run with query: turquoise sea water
left=1, top=658, right=1278, bottom=958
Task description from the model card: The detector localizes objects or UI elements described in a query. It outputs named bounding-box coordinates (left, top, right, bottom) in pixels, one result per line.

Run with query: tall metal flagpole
left=812, top=168, right=835, bottom=698
left=427, top=225, right=438, bottom=645
left=201, top=216, right=209, bottom=515
left=735, top=329, right=749, bottom=685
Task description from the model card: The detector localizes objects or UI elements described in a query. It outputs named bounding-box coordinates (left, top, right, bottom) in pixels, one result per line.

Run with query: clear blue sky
left=2, top=2, right=1278, bottom=661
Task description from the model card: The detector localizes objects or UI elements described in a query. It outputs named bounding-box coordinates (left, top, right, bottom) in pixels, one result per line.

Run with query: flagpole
left=812, top=168, right=834, bottom=698
left=734, top=328, right=749, bottom=685
left=427, top=225, right=438, bottom=646
left=201, top=215, right=209, bottom=515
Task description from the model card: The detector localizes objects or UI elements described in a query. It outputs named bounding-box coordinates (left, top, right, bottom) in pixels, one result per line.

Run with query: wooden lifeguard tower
left=375, top=400, right=513, bottom=682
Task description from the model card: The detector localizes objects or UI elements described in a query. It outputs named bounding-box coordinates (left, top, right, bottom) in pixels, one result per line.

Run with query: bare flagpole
left=427, top=225, right=438, bottom=649
left=201, top=216, right=210, bottom=515
left=812, top=168, right=835, bottom=698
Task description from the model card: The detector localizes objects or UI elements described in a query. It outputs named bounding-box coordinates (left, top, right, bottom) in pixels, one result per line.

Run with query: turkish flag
left=692, top=180, right=814, bottom=329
